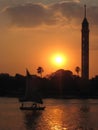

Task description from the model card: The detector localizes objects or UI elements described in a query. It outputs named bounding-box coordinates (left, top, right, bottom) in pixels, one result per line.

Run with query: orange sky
left=0, top=0, right=98, bottom=78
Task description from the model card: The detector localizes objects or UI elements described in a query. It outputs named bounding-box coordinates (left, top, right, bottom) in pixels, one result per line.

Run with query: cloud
left=50, top=2, right=82, bottom=20
left=88, top=6, right=98, bottom=25
left=79, top=0, right=98, bottom=6
left=3, top=3, right=58, bottom=27
left=59, top=0, right=80, bottom=3
left=2, top=2, right=98, bottom=28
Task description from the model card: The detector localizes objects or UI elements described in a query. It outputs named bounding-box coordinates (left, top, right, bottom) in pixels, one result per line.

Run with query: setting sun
left=55, top=56, right=63, bottom=64
left=51, top=54, right=67, bottom=68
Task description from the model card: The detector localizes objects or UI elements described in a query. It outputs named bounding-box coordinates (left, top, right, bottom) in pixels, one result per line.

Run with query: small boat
left=19, top=69, right=45, bottom=110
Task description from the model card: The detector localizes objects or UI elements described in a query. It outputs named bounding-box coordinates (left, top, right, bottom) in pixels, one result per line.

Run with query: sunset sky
left=0, top=0, right=98, bottom=78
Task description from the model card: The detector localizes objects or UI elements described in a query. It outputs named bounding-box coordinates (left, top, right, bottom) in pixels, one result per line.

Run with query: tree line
left=0, top=68, right=98, bottom=98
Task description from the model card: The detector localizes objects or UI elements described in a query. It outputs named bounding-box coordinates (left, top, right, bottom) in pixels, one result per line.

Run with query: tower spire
left=84, top=4, right=86, bottom=18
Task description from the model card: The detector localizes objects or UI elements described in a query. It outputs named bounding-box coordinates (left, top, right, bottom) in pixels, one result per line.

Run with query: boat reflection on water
left=23, top=111, right=43, bottom=130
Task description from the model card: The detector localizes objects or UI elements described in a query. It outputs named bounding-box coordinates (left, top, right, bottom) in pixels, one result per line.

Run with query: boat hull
left=20, top=106, right=45, bottom=110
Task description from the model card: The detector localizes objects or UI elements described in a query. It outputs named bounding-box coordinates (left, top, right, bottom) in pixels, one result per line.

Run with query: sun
left=55, top=56, right=63, bottom=64
left=51, top=54, right=66, bottom=67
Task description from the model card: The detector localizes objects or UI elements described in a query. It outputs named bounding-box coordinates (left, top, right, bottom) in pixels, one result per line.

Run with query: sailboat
left=19, top=69, right=45, bottom=110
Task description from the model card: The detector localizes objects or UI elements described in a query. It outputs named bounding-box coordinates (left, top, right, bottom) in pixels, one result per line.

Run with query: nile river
left=0, top=98, right=98, bottom=130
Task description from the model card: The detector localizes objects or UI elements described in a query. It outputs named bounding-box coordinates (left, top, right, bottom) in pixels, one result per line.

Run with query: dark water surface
left=0, top=98, right=98, bottom=130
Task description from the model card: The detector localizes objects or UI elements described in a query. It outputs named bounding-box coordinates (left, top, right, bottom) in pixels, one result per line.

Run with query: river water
left=0, top=98, right=98, bottom=130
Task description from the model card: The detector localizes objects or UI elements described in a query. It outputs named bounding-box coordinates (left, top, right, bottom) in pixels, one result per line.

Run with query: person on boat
left=32, top=103, right=37, bottom=108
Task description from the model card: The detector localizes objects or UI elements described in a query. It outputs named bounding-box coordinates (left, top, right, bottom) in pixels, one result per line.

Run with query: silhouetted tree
left=37, top=67, right=44, bottom=78
left=75, top=66, right=80, bottom=76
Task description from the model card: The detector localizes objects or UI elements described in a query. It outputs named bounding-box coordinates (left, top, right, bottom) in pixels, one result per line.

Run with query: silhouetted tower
left=81, top=5, right=89, bottom=79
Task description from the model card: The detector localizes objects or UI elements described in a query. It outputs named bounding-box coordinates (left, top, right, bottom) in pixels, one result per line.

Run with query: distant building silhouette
left=81, top=5, right=89, bottom=79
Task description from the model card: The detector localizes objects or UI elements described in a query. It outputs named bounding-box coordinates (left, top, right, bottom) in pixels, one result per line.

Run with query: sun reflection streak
left=51, top=125, right=67, bottom=130
left=45, top=108, right=68, bottom=130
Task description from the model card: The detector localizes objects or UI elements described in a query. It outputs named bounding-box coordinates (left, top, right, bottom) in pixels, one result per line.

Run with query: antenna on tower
left=84, top=4, right=86, bottom=18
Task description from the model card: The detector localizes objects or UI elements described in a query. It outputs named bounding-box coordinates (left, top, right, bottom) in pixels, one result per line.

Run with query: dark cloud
left=4, top=3, right=58, bottom=27
left=3, top=2, right=98, bottom=28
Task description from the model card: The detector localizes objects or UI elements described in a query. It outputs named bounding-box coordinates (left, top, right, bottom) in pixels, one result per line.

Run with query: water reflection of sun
left=46, top=108, right=67, bottom=130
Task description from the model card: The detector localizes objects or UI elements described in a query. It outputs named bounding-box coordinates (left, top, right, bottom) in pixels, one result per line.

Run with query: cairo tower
left=81, top=5, right=89, bottom=79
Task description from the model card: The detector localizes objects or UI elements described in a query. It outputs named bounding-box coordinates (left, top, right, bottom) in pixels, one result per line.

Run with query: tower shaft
left=81, top=5, right=89, bottom=79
